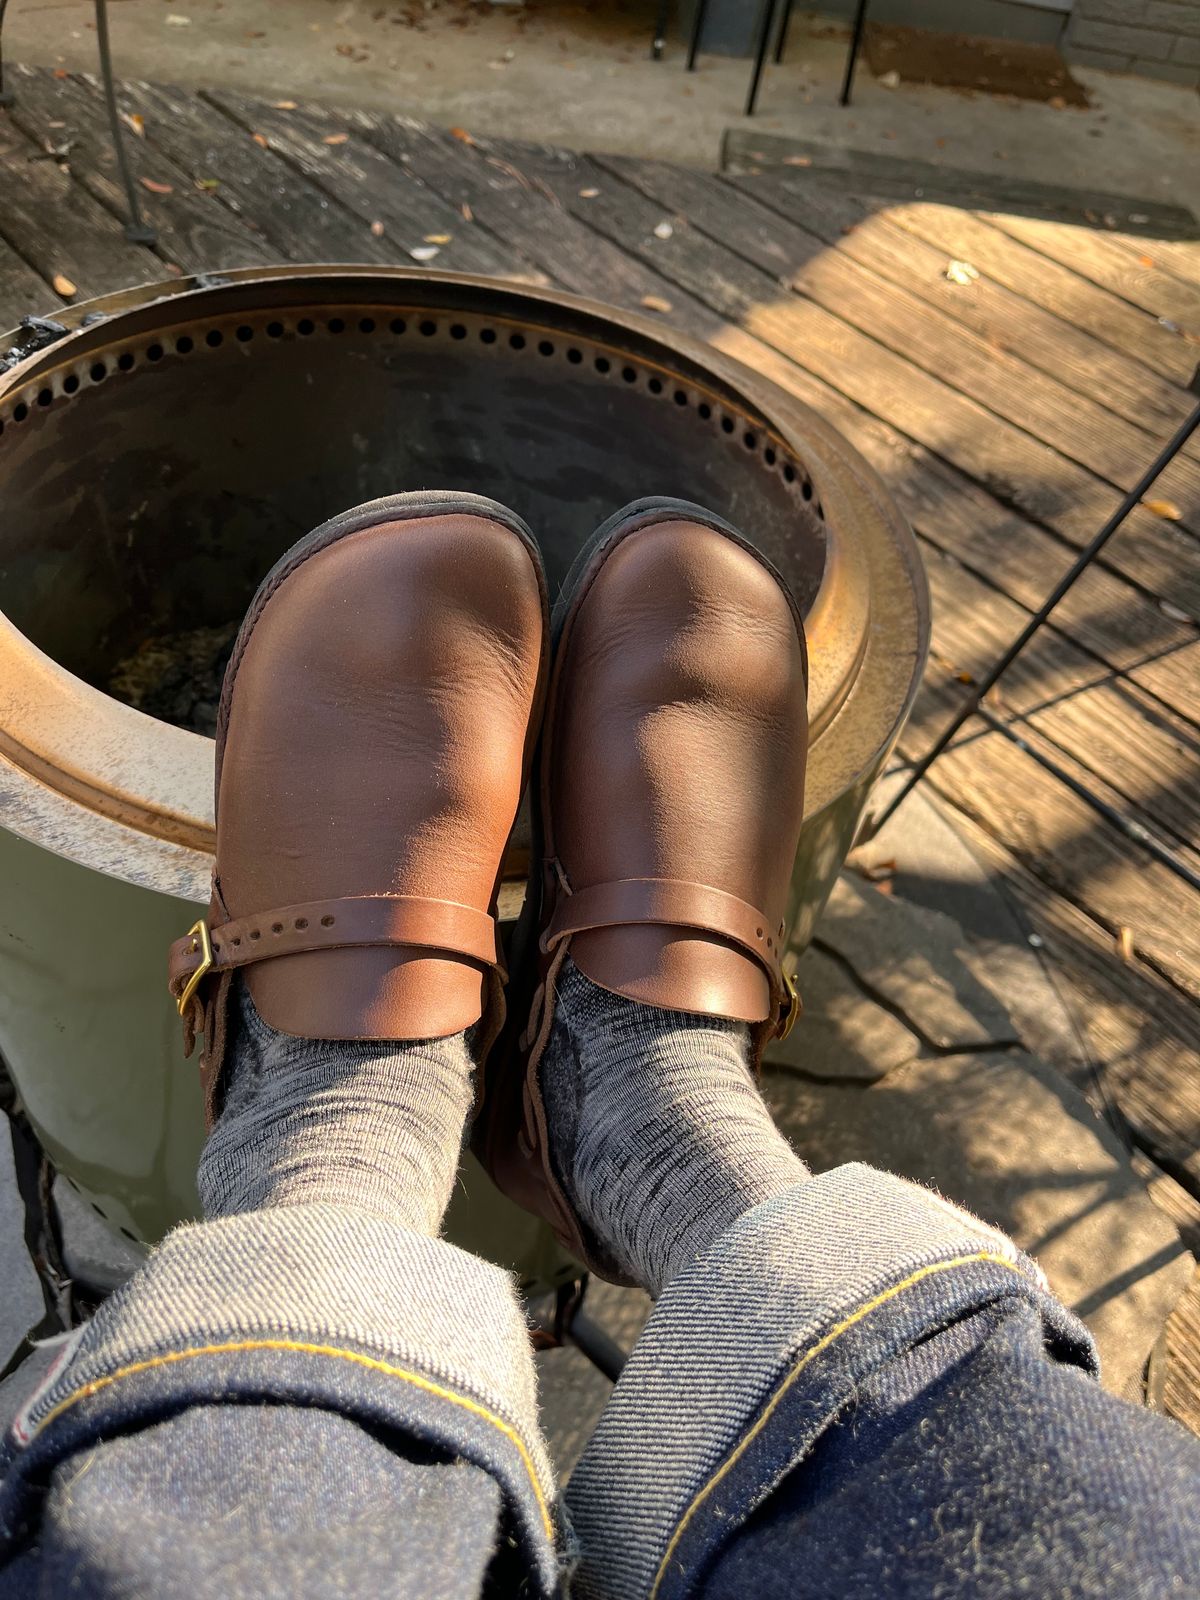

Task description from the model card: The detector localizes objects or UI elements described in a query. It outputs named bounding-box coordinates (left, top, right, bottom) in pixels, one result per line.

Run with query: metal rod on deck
left=874, top=380, right=1200, bottom=838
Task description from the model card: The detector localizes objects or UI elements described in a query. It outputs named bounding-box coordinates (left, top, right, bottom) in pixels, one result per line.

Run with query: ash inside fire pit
left=108, top=624, right=237, bottom=737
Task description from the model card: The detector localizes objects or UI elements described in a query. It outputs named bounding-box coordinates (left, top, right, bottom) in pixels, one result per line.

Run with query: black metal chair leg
left=651, top=0, right=672, bottom=59
left=839, top=0, right=870, bottom=107
left=773, top=0, right=794, bottom=64
left=744, top=0, right=777, bottom=116
left=686, top=0, right=709, bottom=71
left=0, top=0, right=15, bottom=108
left=94, top=0, right=156, bottom=245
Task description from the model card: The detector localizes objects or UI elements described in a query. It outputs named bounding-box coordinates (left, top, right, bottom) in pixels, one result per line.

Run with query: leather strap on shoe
left=168, top=893, right=504, bottom=1021
left=539, top=875, right=798, bottom=1036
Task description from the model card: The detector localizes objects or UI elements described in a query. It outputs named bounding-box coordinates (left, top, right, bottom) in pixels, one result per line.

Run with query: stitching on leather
left=649, top=1251, right=1026, bottom=1599
left=30, top=1338, right=555, bottom=1542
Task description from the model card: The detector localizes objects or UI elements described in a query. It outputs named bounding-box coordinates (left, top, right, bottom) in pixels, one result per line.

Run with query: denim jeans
left=0, top=1163, right=1196, bottom=1598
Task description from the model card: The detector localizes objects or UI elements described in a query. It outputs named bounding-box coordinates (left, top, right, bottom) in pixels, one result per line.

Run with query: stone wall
left=1065, top=0, right=1200, bottom=86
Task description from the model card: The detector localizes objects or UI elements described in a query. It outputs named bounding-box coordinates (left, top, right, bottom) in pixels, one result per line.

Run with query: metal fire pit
left=0, top=266, right=928, bottom=1270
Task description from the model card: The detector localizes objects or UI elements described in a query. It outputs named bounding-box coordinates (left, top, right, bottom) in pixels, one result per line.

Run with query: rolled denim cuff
left=2, top=1203, right=559, bottom=1595
left=566, top=1162, right=1097, bottom=1600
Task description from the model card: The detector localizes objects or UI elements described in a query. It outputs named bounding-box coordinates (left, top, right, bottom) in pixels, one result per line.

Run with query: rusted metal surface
left=0, top=267, right=928, bottom=1246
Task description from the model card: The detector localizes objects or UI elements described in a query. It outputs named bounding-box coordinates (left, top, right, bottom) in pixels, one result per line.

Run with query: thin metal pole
left=773, top=0, right=794, bottom=64
left=686, top=0, right=709, bottom=71
left=94, top=0, right=156, bottom=244
left=874, top=385, right=1200, bottom=834
left=839, top=0, right=870, bottom=106
left=744, top=0, right=776, bottom=115
left=651, top=0, right=672, bottom=59
left=0, top=0, right=14, bottom=106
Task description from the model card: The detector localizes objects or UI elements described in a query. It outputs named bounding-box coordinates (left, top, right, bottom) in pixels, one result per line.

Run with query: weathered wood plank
left=881, top=201, right=1198, bottom=388
left=947, top=803, right=1200, bottom=1193
left=205, top=91, right=541, bottom=282
left=1108, top=234, right=1200, bottom=295
left=5, top=67, right=275, bottom=277
left=0, top=101, right=157, bottom=300
left=724, top=171, right=1200, bottom=445
left=985, top=210, right=1200, bottom=340
left=0, top=233, right=58, bottom=333
left=1029, top=682, right=1200, bottom=853
left=1158, top=1266, right=1200, bottom=1437
left=1130, top=639, right=1200, bottom=714
left=122, top=78, right=399, bottom=269
left=598, top=153, right=1200, bottom=538
left=494, top=140, right=1200, bottom=617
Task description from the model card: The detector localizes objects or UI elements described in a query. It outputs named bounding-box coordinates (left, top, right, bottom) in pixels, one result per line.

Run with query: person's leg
left=478, top=500, right=1200, bottom=1600
left=0, top=496, right=560, bottom=1599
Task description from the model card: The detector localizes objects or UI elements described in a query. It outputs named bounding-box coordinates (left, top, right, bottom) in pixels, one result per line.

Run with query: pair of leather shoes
left=168, top=491, right=808, bottom=1270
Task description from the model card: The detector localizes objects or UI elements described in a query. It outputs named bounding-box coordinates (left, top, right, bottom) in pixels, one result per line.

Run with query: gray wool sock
left=540, top=958, right=810, bottom=1296
left=198, top=979, right=475, bottom=1236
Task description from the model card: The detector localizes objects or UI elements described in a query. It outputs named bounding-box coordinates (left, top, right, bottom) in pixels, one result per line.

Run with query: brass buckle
left=778, top=968, right=801, bottom=1041
left=177, top=920, right=213, bottom=1016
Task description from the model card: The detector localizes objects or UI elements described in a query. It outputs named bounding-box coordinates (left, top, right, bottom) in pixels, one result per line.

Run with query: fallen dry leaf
left=370, top=219, right=385, bottom=237
left=52, top=272, right=77, bottom=298
left=579, top=187, right=599, bottom=198
left=252, top=132, right=269, bottom=148
left=1139, top=253, right=1155, bottom=268
left=450, top=126, right=476, bottom=145
left=1116, top=926, right=1134, bottom=962
left=195, top=177, right=220, bottom=191
left=140, top=177, right=174, bottom=195
left=858, top=858, right=896, bottom=884
left=640, top=294, right=672, bottom=313
left=165, top=12, right=191, bottom=23
left=945, top=259, right=979, bottom=286
left=423, top=232, right=451, bottom=244
left=410, top=244, right=440, bottom=261
left=272, top=100, right=298, bottom=111
left=323, top=132, right=350, bottom=145
left=48, top=119, right=66, bottom=129
left=460, top=202, right=473, bottom=222
left=653, top=220, right=673, bottom=240
left=878, top=69, right=900, bottom=89
left=1160, top=598, right=1191, bottom=623
left=1143, top=497, right=1182, bottom=520
left=53, top=69, right=68, bottom=79
left=782, top=154, right=811, bottom=167
left=121, top=112, right=145, bottom=138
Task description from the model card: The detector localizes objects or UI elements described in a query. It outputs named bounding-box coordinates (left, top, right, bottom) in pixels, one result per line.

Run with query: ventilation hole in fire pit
left=176, top=335, right=194, bottom=354
left=272, top=922, right=283, bottom=935
left=595, top=355, right=610, bottom=374
left=801, top=478, right=812, bottom=499
left=450, top=323, right=467, bottom=341
left=674, top=389, right=688, bottom=406
left=743, top=431, right=757, bottom=451
left=266, top=321, right=285, bottom=338
left=328, top=317, right=346, bottom=335
left=236, top=325, right=254, bottom=343
left=117, top=352, right=135, bottom=372
left=783, top=463, right=796, bottom=483
left=479, top=326, right=496, bottom=344
left=567, top=348, right=583, bottom=365
left=721, top=416, right=734, bottom=434
left=295, top=917, right=309, bottom=930
left=64, top=373, right=80, bottom=394
left=12, top=402, right=27, bottom=422
left=205, top=330, right=222, bottom=349
left=509, top=332, right=526, bottom=350
left=37, top=389, right=52, bottom=408
left=357, top=317, right=375, bottom=334
left=321, top=914, right=336, bottom=926
left=297, top=318, right=315, bottom=336
left=390, top=317, right=406, bottom=335
left=622, top=366, right=636, bottom=383
left=764, top=446, right=776, bottom=466
left=419, top=319, right=437, bottom=337
left=147, top=343, right=164, bottom=363
left=648, top=377, right=663, bottom=395
left=89, top=363, right=106, bottom=383
left=538, top=339, right=554, bottom=357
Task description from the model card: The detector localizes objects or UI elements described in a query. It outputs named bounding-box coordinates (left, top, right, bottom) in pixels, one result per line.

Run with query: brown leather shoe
left=168, top=492, right=549, bottom=1127
left=475, top=497, right=808, bottom=1272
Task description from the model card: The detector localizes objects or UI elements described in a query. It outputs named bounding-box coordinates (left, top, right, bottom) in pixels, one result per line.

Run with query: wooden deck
left=2, top=65, right=1200, bottom=1427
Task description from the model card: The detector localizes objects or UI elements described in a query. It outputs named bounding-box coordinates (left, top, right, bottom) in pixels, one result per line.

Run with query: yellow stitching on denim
left=31, top=1338, right=553, bottom=1541
left=650, top=1249, right=1024, bottom=1599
